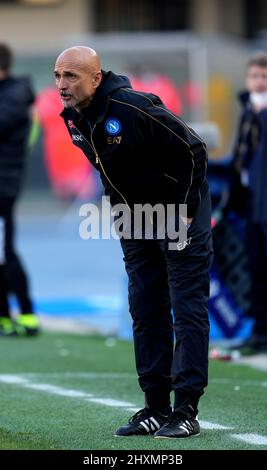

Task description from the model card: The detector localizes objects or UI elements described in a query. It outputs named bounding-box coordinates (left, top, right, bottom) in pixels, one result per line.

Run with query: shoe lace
left=129, top=408, right=150, bottom=424
left=129, top=408, right=163, bottom=433
left=165, top=412, right=195, bottom=432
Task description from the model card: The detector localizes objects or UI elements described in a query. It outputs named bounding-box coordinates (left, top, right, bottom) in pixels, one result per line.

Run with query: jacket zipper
left=164, top=173, right=178, bottom=183
left=74, top=121, right=131, bottom=211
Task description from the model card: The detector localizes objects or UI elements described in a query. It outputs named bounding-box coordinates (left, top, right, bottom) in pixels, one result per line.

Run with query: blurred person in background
left=0, top=43, right=39, bottom=337
left=55, top=46, right=212, bottom=438
left=228, top=52, right=267, bottom=352
left=127, top=64, right=182, bottom=115
left=34, top=86, right=99, bottom=202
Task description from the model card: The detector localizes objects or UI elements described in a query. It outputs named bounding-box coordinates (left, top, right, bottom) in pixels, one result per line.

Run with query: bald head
left=56, top=46, right=101, bottom=73
left=54, top=46, right=102, bottom=111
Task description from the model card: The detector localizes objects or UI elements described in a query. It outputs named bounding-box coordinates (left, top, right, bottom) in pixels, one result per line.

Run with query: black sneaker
left=154, top=410, right=200, bottom=438
left=114, top=408, right=169, bottom=436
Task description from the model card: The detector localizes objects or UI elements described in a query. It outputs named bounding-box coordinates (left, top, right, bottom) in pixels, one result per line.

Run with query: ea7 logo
left=72, top=134, right=83, bottom=142
left=107, top=136, right=122, bottom=144
left=177, top=237, right=192, bottom=251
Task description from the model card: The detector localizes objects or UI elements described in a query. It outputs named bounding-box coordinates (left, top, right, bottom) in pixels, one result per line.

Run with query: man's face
left=54, top=59, right=101, bottom=111
left=246, top=65, right=267, bottom=94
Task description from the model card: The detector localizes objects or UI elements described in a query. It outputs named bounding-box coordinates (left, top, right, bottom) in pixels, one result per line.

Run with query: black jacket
left=61, top=71, right=208, bottom=217
left=230, top=90, right=267, bottom=222
left=0, top=76, right=34, bottom=199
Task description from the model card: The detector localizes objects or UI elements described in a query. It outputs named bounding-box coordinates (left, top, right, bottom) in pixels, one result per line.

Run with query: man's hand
left=181, top=216, right=193, bottom=228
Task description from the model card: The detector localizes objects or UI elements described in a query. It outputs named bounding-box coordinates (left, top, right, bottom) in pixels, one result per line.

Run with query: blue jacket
left=232, top=90, right=267, bottom=223
left=61, top=71, right=208, bottom=217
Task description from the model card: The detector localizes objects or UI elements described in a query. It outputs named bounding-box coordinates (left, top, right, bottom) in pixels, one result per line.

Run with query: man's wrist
left=181, top=216, right=193, bottom=227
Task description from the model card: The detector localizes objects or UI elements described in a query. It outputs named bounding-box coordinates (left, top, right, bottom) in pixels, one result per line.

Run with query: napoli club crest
left=104, top=118, right=121, bottom=135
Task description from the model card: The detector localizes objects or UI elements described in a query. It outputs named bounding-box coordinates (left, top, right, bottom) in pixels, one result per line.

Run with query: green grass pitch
left=0, top=333, right=266, bottom=450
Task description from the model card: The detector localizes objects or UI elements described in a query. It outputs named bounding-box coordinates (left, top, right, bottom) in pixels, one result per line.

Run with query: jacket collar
left=238, top=90, right=251, bottom=107
left=60, top=69, right=131, bottom=125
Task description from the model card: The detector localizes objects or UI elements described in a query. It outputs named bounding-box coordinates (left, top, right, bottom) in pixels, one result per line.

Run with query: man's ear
left=93, top=71, right=102, bottom=88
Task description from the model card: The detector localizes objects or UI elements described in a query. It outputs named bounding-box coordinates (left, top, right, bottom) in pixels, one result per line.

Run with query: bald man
left=55, top=46, right=213, bottom=439
left=55, top=47, right=102, bottom=111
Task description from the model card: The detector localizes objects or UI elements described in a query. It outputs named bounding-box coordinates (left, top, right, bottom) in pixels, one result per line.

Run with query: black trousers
left=0, top=197, right=33, bottom=316
left=247, top=221, right=267, bottom=335
left=120, top=189, right=213, bottom=413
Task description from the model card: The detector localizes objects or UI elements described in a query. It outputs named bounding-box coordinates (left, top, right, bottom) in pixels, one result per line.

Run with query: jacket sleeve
left=257, top=108, right=267, bottom=133
left=136, top=96, right=208, bottom=217
left=0, top=96, right=28, bottom=136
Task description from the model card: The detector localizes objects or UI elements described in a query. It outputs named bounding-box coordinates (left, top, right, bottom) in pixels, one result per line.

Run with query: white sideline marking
left=0, top=374, right=133, bottom=408
left=0, top=375, right=28, bottom=384
left=6, top=373, right=266, bottom=393
left=231, top=433, right=267, bottom=446
left=0, top=374, right=93, bottom=399
left=6, top=373, right=267, bottom=388
left=89, top=398, right=135, bottom=407
left=17, top=372, right=136, bottom=380
left=58, top=372, right=136, bottom=379
left=1, top=374, right=267, bottom=446
left=25, top=383, right=93, bottom=398
left=200, top=421, right=234, bottom=430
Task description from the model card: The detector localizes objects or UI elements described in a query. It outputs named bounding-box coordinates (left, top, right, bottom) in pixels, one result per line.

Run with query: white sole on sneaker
left=154, top=432, right=200, bottom=439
